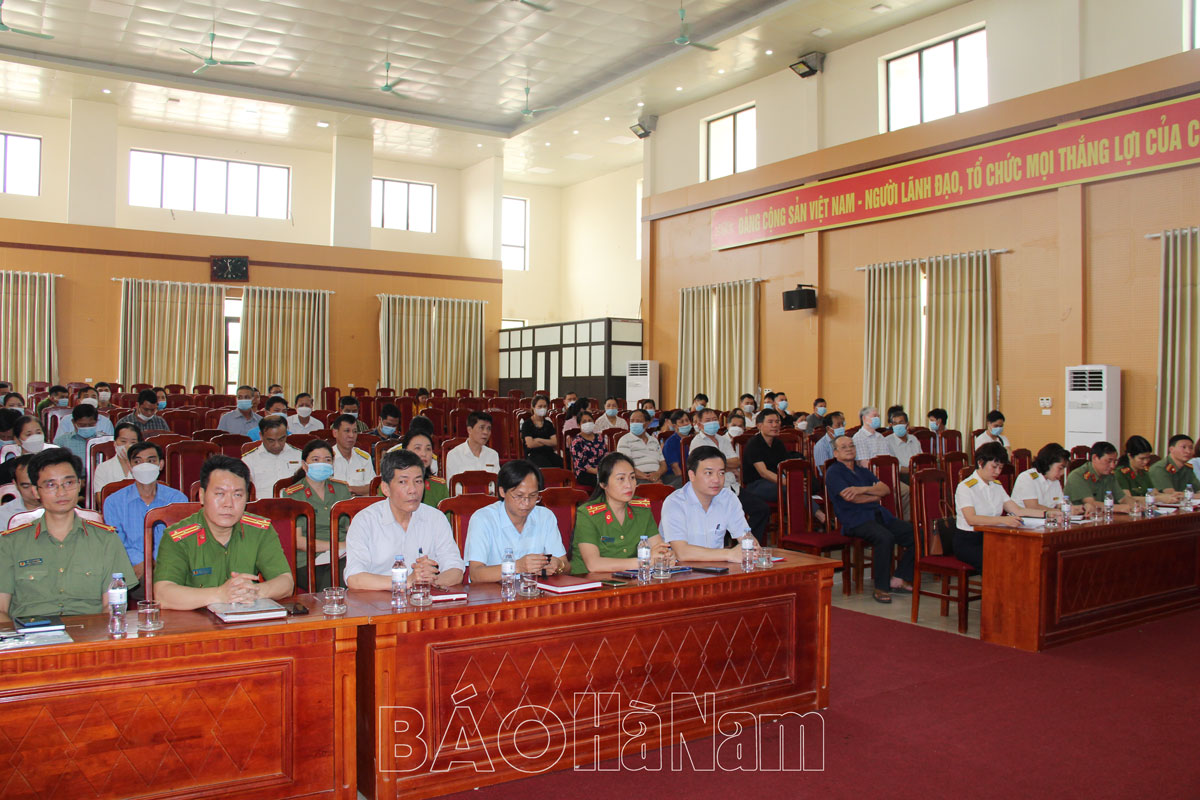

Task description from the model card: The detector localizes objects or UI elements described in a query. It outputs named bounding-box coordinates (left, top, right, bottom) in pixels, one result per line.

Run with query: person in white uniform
left=1011, top=443, right=1077, bottom=513
left=242, top=416, right=303, bottom=499
left=330, top=414, right=375, bottom=496
left=953, top=442, right=1051, bottom=571
left=660, top=446, right=756, bottom=562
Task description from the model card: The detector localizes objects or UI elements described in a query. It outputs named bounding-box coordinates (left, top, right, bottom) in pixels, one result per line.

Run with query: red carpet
left=436, top=607, right=1200, bottom=799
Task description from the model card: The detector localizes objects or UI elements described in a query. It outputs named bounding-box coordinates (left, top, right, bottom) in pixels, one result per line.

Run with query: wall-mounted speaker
left=782, top=286, right=817, bottom=311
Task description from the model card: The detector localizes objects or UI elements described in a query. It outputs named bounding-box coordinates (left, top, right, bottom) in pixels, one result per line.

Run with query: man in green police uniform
left=155, top=455, right=294, bottom=610
left=1148, top=434, right=1197, bottom=496
left=569, top=452, right=672, bottom=575
left=0, top=449, right=136, bottom=622
left=1064, top=441, right=1136, bottom=513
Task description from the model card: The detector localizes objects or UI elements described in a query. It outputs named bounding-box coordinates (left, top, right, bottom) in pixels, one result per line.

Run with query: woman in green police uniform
left=1115, top=435, right=1157, bottom=499
left=283, top=440, right=352, bottom=591
left=570, top=452, right=673, bottom=575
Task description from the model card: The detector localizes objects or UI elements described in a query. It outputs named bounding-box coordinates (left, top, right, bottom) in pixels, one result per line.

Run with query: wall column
left=1058, top=183, right=1086, bottom=366
left=66, top=99, right=118, bottom=227
left=460, top=156, right=503, bottom=260
left=330, top=135, right=372, bottom=249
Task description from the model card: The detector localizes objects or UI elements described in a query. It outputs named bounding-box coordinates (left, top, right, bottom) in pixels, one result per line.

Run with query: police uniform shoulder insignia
left=240, top=513, right=272, bottom=529
left=244, top=444, right=261, bottom=456
left=587, top=503, right=607, bottom=516
left=1027, top=469, right=1039, bottom=478
left=329, top=478, right=349, bottom=486
left=1120, top=466, right=1133, bottom=477
left=353, top=447, right=370, bottom=459
left=1166, top=463, right=1177, bottom=474
left=429, top=476, right=445, bottom=485
left=170, top=523, right=203, bottom=542
left=1, top=521, right=34, bottom=536
left=1085, top=471, right=1098, bottom=482
left=83, top=519, right=117, bottom=533
left=629, top=497, right=652, bottom=509
left=283, top=483, right=306, bottom=496
left=386, top=444, right=403, bottom=453
left=965, top=478, right=978, bottom=488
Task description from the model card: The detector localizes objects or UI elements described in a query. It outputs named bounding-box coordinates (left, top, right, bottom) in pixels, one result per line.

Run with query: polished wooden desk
left=980, top=510, right=1200, bottom=651
left=0, top=598, right=359, bottom=800
left=357, top=552, right=836, bottom=800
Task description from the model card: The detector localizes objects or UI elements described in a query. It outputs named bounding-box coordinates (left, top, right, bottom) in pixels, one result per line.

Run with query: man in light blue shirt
left=101, top=441, right=187, bottom=577
left=56, top=388, right=115, bottom=438
left=463, top=460, right=568, bottom=582
left=53, top=405, right=104, bottom=466
left=660, top=445, right=754, bottom=563
left=217, top=385, right=263, bottom=436
left=812, top=411, right=844, bottom=476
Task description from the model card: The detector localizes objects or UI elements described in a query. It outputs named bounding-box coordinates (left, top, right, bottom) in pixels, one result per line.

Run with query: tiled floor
left=830, top=573, right=981, bottom=639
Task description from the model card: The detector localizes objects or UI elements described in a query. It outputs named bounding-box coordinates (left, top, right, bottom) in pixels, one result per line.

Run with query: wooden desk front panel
left=360, top=560, right=833, bottom=800
left=0, top=615, right=359, bottom=800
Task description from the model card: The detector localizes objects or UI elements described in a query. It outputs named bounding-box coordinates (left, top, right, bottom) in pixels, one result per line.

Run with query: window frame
left=224, top=296, right=243, bottom=396
left=0, top=132, right=41, bottom=196
left=127, top=148, right=291, bottom=219
left=370, top=176, right=437, bottom=233
left=885, top=27, right=987, bottom=132
left=501, top=195, right=530, bottom=271
left=705, top=105, right=756, bottom=182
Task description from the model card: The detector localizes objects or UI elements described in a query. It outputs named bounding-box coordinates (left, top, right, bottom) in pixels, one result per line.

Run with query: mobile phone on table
left=692, top=566, right=730, bottom=574
left=600, top=579, right=628, bottom=587
left=285, top=602, right=310, bottom=616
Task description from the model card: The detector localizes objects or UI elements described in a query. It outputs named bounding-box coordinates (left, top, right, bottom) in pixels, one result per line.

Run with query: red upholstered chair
left=941, top=429, right=963, bottom=454
left=288, top=433, right=318, bottom=450
left=142, top=502, right=203, bottom=600
left=204, top=408, right=227, bottom=429
left=212, top=433, right=251, bottom=459
left=450, top=470, right=498, bottom=497
left=539, top=467, right=575, bottom=489
left=327, top=496, right=385, bottom=587
left=997, top=463, right=1016, bottom=494
left=164, top=384, right=186, bottom=394
left=913, top=428, right=934, bottom=453
left=161, top=409, right=196, bottom=436
left=356, top=433, right=381, bottom=455
left=539, top=487, right=589, bottom=554
left=26, top=380, right=49, bottom=395
left=164, top=440, right=218, bottom=492
left=486, top=411, right=512, bottom=459
left=909, top=452, right=939, bottom=477
left=372, top=439, right=397, bottom=472
left=422, top=407, right=447, bottom=436
left=403, top=388, right=420, bottom=398
left=1070, top=444, right=1091, bottom=461
left=438, top=436, right=467, bottom=470
left=192, top=385, right=214, bottom=394
left=439, top=493, right=494, bottom=555
left=377, top=388, right=397, bottom=397
left=481, top=389, right=498, bottom=399
left=1069, top=457, right=1087, bottom=473
left=449, top=408, right=471, bottom=438
left=1011, top=448, right=1032, bottom=475
left=131, top=383, right=152, bottom=393
left=320, top=387, right=340, bottom=411
left=455, top=389, right=472, bottom=398
left=969, top=429, right=985, bottom=458
left=910, top=468, right=980, bottom=633
left=273, top=476, right=295, bottom=499
left=941, top=451, right=967, bottom=488
left=602, top=428, right=624, bottom=452
left=147, top=433, right=187, bottom=449
left=732, top=432, right=756, bottom=486
left=957, top=465, right=975, bottom=485
left=240, top=440, right=260, bottom=456
left=868, top=454, right=901, bottom=517
left=633, top=482, right=675, bottom=525
left=350, top=387, right=369, bottom=400
left=778, top=459, right=852, bottom=595
left=245, top=498, right=314, bottom=591
left=507, top=389, right=523, bottom=399
left=98, top=478, right=136, bottom=509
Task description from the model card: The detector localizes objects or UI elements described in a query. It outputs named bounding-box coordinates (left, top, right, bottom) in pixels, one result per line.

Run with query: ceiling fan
left=670, top=2, right=717, bottom=51
left=0, top=0, right=52, bottom=39
left=365, top=60, right=407, bottom=98
left=517, top=85, right=556, bottom=118
left=180, top=31, right=256, bottom=76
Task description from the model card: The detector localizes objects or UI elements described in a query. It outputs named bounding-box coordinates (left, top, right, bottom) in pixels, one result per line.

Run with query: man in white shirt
left=660, top=446, right=755, bottom=562
left=242, top=416, right=303, bottom=499
left=0, top=456, right=38, bottom=529
left=344, top=449, right=465, bottom=590
left=444, top=411, right=500, bottom=490
left=884, top=410, right=920, bottom=519
left=690, top=408, right=740, bottom=492
left=331, top=414, right=375, bottom=496
left=288, top=392, right=324, bottom=434
left=974, top=410, right=1011, bottom=455
left=616, top=409, right=666, bottom=484
left=852, top=406, right=889, bottom=467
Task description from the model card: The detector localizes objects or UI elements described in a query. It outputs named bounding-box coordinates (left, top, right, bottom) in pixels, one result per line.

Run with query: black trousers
left=844, top=513, right=915, bottom=589
left=740, top=480, right=774, bottom=544
left=953, top=528, right=983, bottom=571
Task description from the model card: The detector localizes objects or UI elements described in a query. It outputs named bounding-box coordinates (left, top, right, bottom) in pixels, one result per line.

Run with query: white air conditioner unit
left=625, top=360, right=660, bottom=407
left=1064, top=365, right=1121, bottom=450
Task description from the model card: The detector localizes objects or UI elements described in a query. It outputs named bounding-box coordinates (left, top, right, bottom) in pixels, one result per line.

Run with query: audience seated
left=885, top=407, right=919, bottom=518
left=102, top=441, right=187, bottom=584
left=445, top=411, right=500, bottom=488
left=243, top=415, right=302, bottom=499
left=594, top=397, right=628, bottom=432
left=464, top=460, right=568, bottom=582
left=93, top=423, right=143, bottom=499
left=57, top=386, right=115, bottom=437
left=394, top=430, right=448, bottom=508
left=2, top=392, right=25, bottom=410
left=615, top=409, right=667, bottom=485
left=562, top=395, right=588, bottom=434
left=569, top=410, right=605, bottom=489
left=288, top=392, right=324, bottom=434
left=53, top=404, right=102, bottom=466
left=248, top=395, right=289, bottom=441
left=338, top=396, right=369, bottom=433
left=365, top=403, right=402, bottom=441
left=570, top=452, right=669, bottom=575
left=974, top=409, right=1011, bottom=455
left=801, top=398, right=827, bottom=433
left=0, top=455, right=39, bottom=529
left=660, top=409, right=692, bottom=488
left=1115, top=436, right=1159, bottom=499
left=926, top=407, right=949, bottom=454
left=852, top=406, right=889, bottom=467
left=660, top=446, right=754, bottom=563
left=521, top=395, right=564, bottom=468
left=282, top=439, right=352, bottom=591
left=35, top=384, right=68, bottom=415
left=739, top=393, right=758, bottom=427
left=1148, top=434, right=1197, bottom=495
left=219, top=385, right=263, bottom=436
left=118, top=389, right=171, bottom=433
left=1064, top=441, right=1135, bottom=512
left=1011, top=443, right=1074, bottom=512
left=813, top=411, right=845, bottom=475
left=739, top=408, right=787, bottom=542
left=331, top=414, right=375, bottom=497
left=689, top=407, right=740, bottom=492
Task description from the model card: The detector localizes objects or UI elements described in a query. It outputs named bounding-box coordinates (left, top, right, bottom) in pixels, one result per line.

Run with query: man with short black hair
left=53, top=404, right=102, bottom=465
left=338, top=396, right=369, bottom=433
left=268, top=384, right=284, bottom=399
left=243, top=416, right=302, bottom=498
left=35, top=385, right=69, bottom=415
left=813, top=411, right=845, bottom=476
left=153, top=455, right=293, bottom=610
left=218, top=385, right=263, bottom=436
left=288, top=392, right=323, bottom=434
left=803, top=398, right=828, bottom=433
left=248, top=395, right=289, bottom=442
left=445, top=411, right=499, bottom=488
left=118, top=389, right=171, bottom=432
left=102, top=442, right=187, bottom=580
left=366, top=403, right=402, bottom=440
left=660, top=409, right=693, bottom=487
left=1148, top=434, right=1197, bottom=496
left=58, top=386, right=116, bottom=438
left=975, top=410, right=1010, bottom=454
left=616, top=409, right=667, bottom=485
left=331, top=414, right=375, bottom=496
left=1064, top=441, right=1134, bottom=512
left=0, top=455, right=39, bottom=529
left=660, top=446, right=755, bottom=562
left=690, top=407, right=740, bottom=492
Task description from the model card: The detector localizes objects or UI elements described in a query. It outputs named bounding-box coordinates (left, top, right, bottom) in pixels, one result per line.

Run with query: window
left=501, top=318, right=526, bottom=329
left=0, top=133, right=40, bottom=196
left=370, top=177, right=435, bottom=232
left=887, top=28, right=988, bottom=132
left=501, top=196, right=529, bottom=270
left=224, top=296, right=243, bottom=395
left=128, top=149, right=291, bottom=219
left=706, top=106, right=756, bottom=181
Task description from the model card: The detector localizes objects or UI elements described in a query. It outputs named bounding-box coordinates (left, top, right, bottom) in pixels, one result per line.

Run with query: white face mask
left=131, top=462, right=161, bottom=484
left=580, top=422, right=596, bottom=434
left=534, top=407, right=549, bottom=417
left=742, top=404, right=755, bottom=414
left=137, top=413, right=153, bottom=422
left=296, top=406, right=313, bottom=418
left=98, top=391, right=112, bottom=402
left=726, top=426, right=744, bottom=438
left=22, top=434, right=45, bottom=453
left=80, top=397, right=99, bottom=408
left=115, top=444, right=129, bottom=459
left=429, top=459, right=438, bottom=476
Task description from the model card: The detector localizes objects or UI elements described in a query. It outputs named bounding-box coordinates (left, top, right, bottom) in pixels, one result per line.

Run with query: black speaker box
left=783, top=287, right=817, bottom=311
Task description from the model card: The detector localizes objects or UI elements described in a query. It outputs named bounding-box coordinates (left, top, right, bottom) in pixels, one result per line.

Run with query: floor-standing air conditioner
left=1064, top=365, right=1121, bottom=450
left=625, top=360, right=660, bottom=407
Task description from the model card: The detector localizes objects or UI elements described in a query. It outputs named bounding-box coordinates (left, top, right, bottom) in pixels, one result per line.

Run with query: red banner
left=712, top=92, right=1200, bottom=249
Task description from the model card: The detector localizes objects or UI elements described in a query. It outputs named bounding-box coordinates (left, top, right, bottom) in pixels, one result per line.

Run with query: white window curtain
left=118, top=278, right=226, bottom=390
left=239, top=286, right=331, bottom=399
left=863, top=260, right=923, bottom=419
left=1156, top=228, right=1200, bottom=448
left=0, top=270, right=58, bottom=393
left=676, top=278, right=757, bottom=409
left=378, top=295, right=486, bottom=393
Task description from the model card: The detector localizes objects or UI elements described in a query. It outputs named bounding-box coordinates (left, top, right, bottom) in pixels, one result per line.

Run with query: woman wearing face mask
left=561, top=397, right=590, bottom=434
left=521, top=395, right=564, bottom=469
left=92, top=423, right=144, bottom=502
left=14, top=416, right=50, bottom=455
left=569, top=410, right=606, bottom=489
left=594, top=397, right=629, bottom=433
left=282, top=439, right=352, bottom=592
left=395, top=429, right=448, bottom=509
left=2, top=392, right=26, bottom=411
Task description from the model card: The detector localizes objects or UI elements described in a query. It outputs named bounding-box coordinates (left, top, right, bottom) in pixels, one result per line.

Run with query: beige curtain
left=1156, top=228, right=1200, bottom=448
left=240, top=286, right=331, bottom=399
left=0, top=270, right=57, bottom=393
left=863, top=260, right=922, bottom=417
left=379, top=295, right=485, bottom=392
left=676, top=278, right=756, bottom=409
left=924, top=251, right=995, bottom=434
left=118, top=278, right=225, bottom=389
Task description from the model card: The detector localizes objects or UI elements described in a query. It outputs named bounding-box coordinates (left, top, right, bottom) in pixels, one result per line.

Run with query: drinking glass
left=322, top=586, right=347, bottom=615
left=136, top=600, right=163, bottom=631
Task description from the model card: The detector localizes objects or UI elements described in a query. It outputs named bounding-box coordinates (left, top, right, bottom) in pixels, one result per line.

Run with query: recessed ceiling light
left=637, top=101, right=644, bottom=107
left=316, top=120, right=329, bottom=128
left=101, top=88, right=112, bottom=94
left=718, top=68, right=726, bottom=74
left=675, top=86, right=683, bottom=91
left=812, top=27, right=832, bottom=37
left=572, top=130, right=579, bottom=134
left=870, top=3, right=891, bottom=13
left=544, top=141, right=551, bottom=146
left=765, top=49, right=773, bottom=55
left=603, top=115, right=611, bottom=121
left=477, top=143, right=483, bottom=148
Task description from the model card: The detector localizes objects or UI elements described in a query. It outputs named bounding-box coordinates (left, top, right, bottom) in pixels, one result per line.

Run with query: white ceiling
left=0, top=0, right=967, bottom=185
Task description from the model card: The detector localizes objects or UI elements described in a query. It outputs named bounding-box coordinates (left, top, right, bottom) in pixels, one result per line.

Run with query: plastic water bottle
left=107, top=573, right=127, bottom=636
left=391, top=555, right=409, bottom=610
left=636, top=536, right=652, bottom=582
left=741, top=535, right=756, bottom=571
left=1060, top=497, right=1072, bottom=527
left=411, top=547, right=432, bottom=606
left=1185, top=483, right=1195, bottom=509
left=1103, top=490, right=1114, bottom=521
left=500, top=547, right=517, bottom=601
left=1145, top=492, right=1156, bottom=517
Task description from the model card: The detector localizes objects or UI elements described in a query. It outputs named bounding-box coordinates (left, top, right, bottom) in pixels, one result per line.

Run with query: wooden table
left=357, top=552, right=836, bottom=800
left=979, top=510, right=1200, bottom=651
left=0, top=596, right=360, bottom=800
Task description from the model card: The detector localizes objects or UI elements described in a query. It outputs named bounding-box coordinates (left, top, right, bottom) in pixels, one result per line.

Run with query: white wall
left=0, top=110, right=68, bottom=225
left=561, top=163, right=642, bottom=321
left=502, top=180, right=563, bottom=325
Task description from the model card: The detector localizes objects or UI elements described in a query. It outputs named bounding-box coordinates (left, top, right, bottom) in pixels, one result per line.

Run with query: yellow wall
left=0, top=218, right=502, bottom=391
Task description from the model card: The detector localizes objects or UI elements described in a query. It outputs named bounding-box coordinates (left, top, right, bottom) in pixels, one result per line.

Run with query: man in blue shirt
left=812, top=411, right=845, bottom=476
left=53, top=404, right=103, bottom=466
left=660, top=446, right=754, bottom=562
left=824, top=435, right=914, bottom=604
left=661, top=410, right=692, bottom=488
left=101, top=441, right=187, bottom=590
left=463, top=460, right=568, bottom=582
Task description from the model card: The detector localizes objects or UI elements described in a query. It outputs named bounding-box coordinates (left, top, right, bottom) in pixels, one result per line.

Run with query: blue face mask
left=703, top=421, right=720, bottom=435
left=892, top=424, right=907, bottom=438
left=833, top=426, right=846, bottom=437
left=606, top=408, right=617, bottom=417
left=777, top=399, right=789, bottom=411
left=237, top=398, right=253, bottom=411
left=157, top=400, right=167, bottom=410
left=763, top=402, right=773, bottom=410
left=991, top=425, right=1004, bottom=436
left=815, top=406, right=826, bottom=416
left=630, top=422, right=646, bottom=436
left=677, top=424, right=693, bottom=436
left=306, top=462, right=334, bottom=482
left=381, top=425, right=397, bottom=436
left=76, top=426, right=97, bottom=439
left=694, top=403, right=705, bottom=411
left=929, top=420, right=940, bottom=432
left=56, top=397, right=68, bottom=407
left=870, top=416, right=882, bottom=429
left=345, top=411, right=358, bottom=419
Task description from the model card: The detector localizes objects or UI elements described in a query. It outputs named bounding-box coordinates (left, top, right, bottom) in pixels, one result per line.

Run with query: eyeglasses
left=38, top=478, right=80, bottom=494
left=508, top=492, right=541, bottom=504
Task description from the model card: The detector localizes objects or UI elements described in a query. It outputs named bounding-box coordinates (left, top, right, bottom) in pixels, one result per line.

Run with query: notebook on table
left=206, top=598, right=287, bottom=623
left=535, top=574, right=603, bottom=593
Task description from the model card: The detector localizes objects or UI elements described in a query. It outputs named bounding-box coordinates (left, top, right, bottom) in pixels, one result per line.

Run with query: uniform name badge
left=191, top=567, right=213, bottom=576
